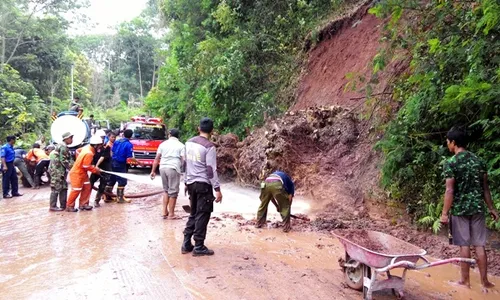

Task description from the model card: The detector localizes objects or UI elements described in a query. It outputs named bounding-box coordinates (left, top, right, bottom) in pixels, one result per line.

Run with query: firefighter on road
left=66, top=135, right=102, bottom=212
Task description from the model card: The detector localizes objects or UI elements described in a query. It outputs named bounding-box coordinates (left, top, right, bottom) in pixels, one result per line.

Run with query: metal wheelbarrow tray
left=332, top=230, right=475, bottom=299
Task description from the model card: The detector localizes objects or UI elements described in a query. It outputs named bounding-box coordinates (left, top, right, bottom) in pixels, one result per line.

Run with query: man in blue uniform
left=106, top=129, right=142, bottom=203
left=256, top=171, right=295, bottom=232
left=1, top=136, right=22, bottom=198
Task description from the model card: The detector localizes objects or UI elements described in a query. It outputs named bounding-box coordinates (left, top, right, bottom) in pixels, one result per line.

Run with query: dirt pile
left=215, top=106, right=379, bottom=208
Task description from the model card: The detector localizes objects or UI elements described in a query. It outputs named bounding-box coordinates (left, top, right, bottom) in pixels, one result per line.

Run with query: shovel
left=182, top=205, right=192, bottom=214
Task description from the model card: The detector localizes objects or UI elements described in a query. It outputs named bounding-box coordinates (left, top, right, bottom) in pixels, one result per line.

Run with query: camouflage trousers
left=49, top=168, right=67, bottom=209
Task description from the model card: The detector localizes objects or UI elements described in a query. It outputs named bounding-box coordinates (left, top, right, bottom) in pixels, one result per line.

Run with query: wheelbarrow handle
left=375, top=257, right=476, bottom=273
left=413, top=257, right=476, bottom=270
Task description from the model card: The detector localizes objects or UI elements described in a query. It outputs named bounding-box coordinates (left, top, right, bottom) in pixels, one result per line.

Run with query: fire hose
left=91, top=170, right=164, bottom=199
left=91, top=185, right=164, bottom=199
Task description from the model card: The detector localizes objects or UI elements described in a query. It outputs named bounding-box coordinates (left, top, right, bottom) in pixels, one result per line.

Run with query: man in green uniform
left=440, top=127, right=499, bottom=291
left=48, top=132, right=74, bottom=211
left=256, top=171, right=294, bottom=232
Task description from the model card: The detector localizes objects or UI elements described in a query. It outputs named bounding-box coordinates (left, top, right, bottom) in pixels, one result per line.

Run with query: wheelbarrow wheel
left=344, top=259, right=363, bottom=291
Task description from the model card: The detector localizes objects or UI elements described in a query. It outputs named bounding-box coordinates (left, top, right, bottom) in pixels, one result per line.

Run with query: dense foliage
left=0, top=0, right=161, bottom=143
left=147, top=0, right=348, bottom=137
left=371, top=0, right=500, bottom=229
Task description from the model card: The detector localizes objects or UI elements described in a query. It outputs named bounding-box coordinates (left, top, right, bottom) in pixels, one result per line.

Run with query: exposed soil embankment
left=214, top=106, right=378, bottom=209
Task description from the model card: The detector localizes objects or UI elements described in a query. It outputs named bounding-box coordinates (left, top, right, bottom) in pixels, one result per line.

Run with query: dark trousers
left=108, top=161, right=127, bottom=187
left=2, top=162, right=18, bottom=196
left=34, top=160, right=50, bottom=186
left=91, top=173, right=108, bottom=193
left=183, top=182, right=215, bottom=247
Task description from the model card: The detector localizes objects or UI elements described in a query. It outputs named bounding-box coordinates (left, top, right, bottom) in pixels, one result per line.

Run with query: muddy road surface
left=1, top=173, right=499, bottom=300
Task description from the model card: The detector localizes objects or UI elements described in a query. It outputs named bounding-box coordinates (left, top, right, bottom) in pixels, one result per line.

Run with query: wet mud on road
left=1, top=178, right=499, bottom=299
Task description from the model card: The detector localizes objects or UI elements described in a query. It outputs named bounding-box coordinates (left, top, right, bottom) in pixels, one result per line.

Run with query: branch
left=349, top=92, right=393, bottom=101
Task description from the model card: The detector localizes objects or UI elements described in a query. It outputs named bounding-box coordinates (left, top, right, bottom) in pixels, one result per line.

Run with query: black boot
left=60, top=189, right=67, bottom=209
left=94, top=192, right=102, bottom=207
left=192, top=245, right=214, bottom=256
left=181, top=235, right=194, bottom=254
left=104, top=186, right=114, bottom=203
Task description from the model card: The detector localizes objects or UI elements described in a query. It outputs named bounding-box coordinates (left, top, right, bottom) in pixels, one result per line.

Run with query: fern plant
left=417, top=202, right=444, bottom=234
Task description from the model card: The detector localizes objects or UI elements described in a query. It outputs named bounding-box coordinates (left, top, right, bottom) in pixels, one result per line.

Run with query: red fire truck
left=123, top=116, right=167, bottom=167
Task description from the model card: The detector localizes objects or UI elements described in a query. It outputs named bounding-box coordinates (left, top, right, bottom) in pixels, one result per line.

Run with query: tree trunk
left=151, top=59, right=156, bottom=89
left=136, top=51, right=143, bottom=98
left=1, top=35, right=5, bottom=74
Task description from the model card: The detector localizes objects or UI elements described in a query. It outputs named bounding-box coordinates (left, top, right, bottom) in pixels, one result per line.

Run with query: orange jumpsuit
left=67, top=145, right=99, bottom=208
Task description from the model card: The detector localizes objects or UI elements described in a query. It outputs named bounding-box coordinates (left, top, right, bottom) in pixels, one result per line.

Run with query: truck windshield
left=127, top=123, right=166, bottom=140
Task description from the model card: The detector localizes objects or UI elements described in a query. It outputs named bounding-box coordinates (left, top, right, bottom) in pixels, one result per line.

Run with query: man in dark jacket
left=181, top=117, right=223, bottom=256
left=14, top=146, right=35, bottom=188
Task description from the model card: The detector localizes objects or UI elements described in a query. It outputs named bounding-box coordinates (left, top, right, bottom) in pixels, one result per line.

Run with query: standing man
left=440, top=127, right=499, bottom=291
left=48, top=132, right=74, bottom=211
left=256, top=171, right=294, bottom=232
left=181, top=118, right=222, bottom=256
left=26, top=143, right=50, bottom=189
left=66, top=135, right=102, bottom=212
left=151, top=128, right=185, bottom=219
left=90, top=131, right=114, bottom=207
left=1, top=136, right=22, bottom=198
left=106, top=129, right=142, bottom=203
left=14, top=146, right=35, bottom=188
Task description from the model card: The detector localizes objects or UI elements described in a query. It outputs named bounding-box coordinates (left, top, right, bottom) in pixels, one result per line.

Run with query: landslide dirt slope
left=216, top=2, right=388, bottom=209
left=295, top=2, right=390, bottom=110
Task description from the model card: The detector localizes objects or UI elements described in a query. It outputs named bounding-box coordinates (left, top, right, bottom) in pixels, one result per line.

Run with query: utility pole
left=70, top=63, right=74, bottom=100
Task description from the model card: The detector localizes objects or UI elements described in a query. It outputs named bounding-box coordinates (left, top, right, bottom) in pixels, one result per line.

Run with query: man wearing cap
left=151, top=128, right=185, bottom=219
left=256, top=171, right=295, bottom=232
left=181, top=117, right=223, bottom=256
left=2, top=136, right=22, bottom=198
left=48, top=132, right=74, bottom=211
left=66, top=135, right=102, bottom=212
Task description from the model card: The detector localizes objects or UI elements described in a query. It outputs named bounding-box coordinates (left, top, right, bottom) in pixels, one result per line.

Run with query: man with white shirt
left=151, top=128, right=185, bottom=220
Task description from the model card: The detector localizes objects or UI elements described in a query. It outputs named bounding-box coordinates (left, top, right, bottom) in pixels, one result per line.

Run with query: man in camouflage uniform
left=440, top=127, right=499, bottom=291
left=48, top=132, right=74, bottom=211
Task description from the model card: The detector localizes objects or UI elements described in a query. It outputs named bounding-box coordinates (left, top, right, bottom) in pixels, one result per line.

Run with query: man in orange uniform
left=26, top=143, right=51, bottom=189
left=66, top=135, right=103, bottom=212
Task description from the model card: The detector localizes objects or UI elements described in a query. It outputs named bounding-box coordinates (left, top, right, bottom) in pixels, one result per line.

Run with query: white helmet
left=89, top=135, right=103, bottom=145
left=95, top=129, right=106, bottom=137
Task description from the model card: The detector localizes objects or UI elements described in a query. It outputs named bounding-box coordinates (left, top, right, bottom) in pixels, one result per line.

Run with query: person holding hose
left=440, top=127, right=499, bottom=292
left=66, top=135, right=102, bottom=212
left=48, top=132, right=74, bottom=211
left=255, top=171, right=295, bottom=232
left=106, top=129, right=142, bottom=203
left=182, top=117, right=222, bottom=256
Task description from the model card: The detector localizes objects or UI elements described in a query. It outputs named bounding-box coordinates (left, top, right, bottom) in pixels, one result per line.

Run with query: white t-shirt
left=157, top=137, right=185, bottom=173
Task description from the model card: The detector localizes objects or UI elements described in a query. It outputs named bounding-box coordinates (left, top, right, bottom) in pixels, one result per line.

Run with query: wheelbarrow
left=332, top=230, right=475, bottom=300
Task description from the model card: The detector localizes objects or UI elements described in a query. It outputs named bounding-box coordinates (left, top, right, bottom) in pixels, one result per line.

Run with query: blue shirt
left=112, top=139, right=133, bottom=163
left=272, top=171, right=295, bottom=196
left=1, top=143, right=16, bottom=163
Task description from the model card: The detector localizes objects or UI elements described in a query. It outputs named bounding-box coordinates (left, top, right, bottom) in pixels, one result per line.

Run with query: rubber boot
left=181, top=235, right=194, bottom=254
left=94, top=192, right=102, bottom=207
left=117, top=187, right=125, bottom=204
left=49, top=189, right=58, bottom=209
left=34, top=176, right=41, bottom=189
left=104, top=186, right=114, bottom=203
left=60, top=189, right=67, bottom=209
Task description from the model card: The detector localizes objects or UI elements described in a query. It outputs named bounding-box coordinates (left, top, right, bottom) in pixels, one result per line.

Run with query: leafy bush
left=371, top=0, right=500, bottom=228
left=147, top=0, right=352, bottom=137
